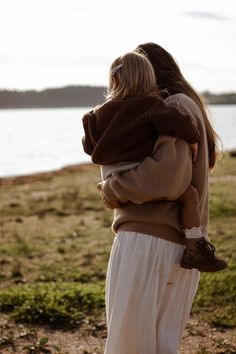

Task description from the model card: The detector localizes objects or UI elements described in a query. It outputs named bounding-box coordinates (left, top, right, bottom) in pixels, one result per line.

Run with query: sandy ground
left=0, top=316, right=235, bottom=353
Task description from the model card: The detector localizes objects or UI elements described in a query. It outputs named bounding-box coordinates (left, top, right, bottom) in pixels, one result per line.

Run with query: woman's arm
left=99, top=135, right=193, bottom=207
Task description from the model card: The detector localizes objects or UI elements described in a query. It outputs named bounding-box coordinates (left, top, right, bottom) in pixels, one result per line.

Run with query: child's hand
left=190, top=142, right=198, bottom=162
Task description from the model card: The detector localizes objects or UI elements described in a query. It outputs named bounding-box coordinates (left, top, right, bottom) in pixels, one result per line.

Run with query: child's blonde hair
left=106, top=51, right=158, bottom=100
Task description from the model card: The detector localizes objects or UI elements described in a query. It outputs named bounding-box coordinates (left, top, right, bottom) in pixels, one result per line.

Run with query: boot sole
left=180, top=261, right=228, bottom=272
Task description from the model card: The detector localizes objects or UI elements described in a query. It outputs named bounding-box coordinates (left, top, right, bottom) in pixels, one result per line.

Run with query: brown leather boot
left=180, top=237, right=227, bottom=272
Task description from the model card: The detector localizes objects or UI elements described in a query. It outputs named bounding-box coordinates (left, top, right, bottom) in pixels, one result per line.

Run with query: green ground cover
left=0, top=154, right=235, bottom=331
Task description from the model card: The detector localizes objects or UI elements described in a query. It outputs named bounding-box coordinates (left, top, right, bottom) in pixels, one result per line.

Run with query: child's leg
left=177, top=185, right=202, bottom=238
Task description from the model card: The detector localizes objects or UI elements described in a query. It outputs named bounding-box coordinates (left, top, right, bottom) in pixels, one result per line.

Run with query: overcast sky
left=0, top=0, right=235, bottom=92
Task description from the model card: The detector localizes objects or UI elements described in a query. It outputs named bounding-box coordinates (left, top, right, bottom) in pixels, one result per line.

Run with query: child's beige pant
left=104, top=231, right=200, bottom=354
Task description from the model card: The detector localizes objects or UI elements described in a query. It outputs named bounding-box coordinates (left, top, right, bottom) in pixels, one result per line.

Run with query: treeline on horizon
left=0, top=85, right=236, bottom=108
left=0, top=86, right=106, bottom=109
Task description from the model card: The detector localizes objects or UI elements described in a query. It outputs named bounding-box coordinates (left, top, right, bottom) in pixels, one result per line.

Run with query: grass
left=192, top=153, right=236, bottom=327
left=0, top=282, right=104, bottom=327
left=0, top=154, right=235, bottom=348
left=0, top=164, right=112, bottom=337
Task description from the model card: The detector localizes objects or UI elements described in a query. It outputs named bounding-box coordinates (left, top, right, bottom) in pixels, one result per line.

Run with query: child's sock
left=183, top=226, right=203, bottom=239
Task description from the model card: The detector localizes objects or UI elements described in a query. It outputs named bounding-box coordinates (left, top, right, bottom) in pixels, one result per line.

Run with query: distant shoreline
left=0, top=162, right=94, bottom=186
left=0, top=105, right=94, bottom=109
left=1, top=85, right=236, bottom=108
left=1, top=149, right=236, bottom=185
left=1, top=102, right=236, bottom=110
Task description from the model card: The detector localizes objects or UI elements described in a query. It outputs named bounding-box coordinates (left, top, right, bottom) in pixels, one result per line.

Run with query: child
left=82, top=51, right=227, bottom=272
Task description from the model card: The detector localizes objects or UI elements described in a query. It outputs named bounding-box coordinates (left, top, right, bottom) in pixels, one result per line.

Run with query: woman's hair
left=134, top=42, right=221, bottom=170
left=106, top=51, right=158, bottom=100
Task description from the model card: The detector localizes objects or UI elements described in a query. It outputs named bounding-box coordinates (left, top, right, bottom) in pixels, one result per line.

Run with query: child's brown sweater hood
left=82, top=95, right=200, bottom=164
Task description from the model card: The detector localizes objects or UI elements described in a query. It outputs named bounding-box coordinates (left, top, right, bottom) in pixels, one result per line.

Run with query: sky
left=0, top=0, right=235, bottom=93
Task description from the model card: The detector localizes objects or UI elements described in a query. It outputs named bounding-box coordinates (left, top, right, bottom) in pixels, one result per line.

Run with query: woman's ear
left=112, top=76, right=118, bottom=89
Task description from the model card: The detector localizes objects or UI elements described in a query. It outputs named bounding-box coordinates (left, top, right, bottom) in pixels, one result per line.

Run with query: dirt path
left=0, top=317, right=235, bottom=354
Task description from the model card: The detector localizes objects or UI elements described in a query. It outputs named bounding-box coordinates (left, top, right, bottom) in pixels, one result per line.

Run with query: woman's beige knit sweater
left=102, top=93, right=209, bottom=245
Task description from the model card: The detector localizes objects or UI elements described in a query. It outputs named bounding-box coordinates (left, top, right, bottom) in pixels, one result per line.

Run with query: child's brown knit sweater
left=82, top=95, right=200, bottom=164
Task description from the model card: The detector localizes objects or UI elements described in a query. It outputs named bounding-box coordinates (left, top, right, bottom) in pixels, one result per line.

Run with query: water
left=0, top=105, right=236, bottom=178
left=0, top=107, right=91, bottom=178
left=210, top=105, right=236, bottom=150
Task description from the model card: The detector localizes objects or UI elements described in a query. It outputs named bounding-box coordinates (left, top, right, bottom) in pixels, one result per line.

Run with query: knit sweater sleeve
left=102, top=135, right=192, bottom=205
left=150, top=100, right=200, bottom=144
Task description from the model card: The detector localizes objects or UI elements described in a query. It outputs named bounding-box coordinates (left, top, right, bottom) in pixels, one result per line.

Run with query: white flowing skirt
left=104, top=231, right=200, bottom=354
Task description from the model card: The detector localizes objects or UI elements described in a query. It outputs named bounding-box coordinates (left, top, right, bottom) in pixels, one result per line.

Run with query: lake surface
left=0, top=105, right=236, bottom=178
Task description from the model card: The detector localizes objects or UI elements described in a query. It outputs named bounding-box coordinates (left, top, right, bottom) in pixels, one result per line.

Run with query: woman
left=99, top=43, right=220, bottom=354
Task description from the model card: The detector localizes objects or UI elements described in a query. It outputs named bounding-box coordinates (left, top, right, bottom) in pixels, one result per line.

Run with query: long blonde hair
left=106, top=52, right=158, bottom=100
left=135, top=42, right=221, bottom=170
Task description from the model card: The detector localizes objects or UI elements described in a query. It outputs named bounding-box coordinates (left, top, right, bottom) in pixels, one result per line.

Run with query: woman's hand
left=97, top=181, right=122, bottom=209
left=190, top=142, right=198, bottom=162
